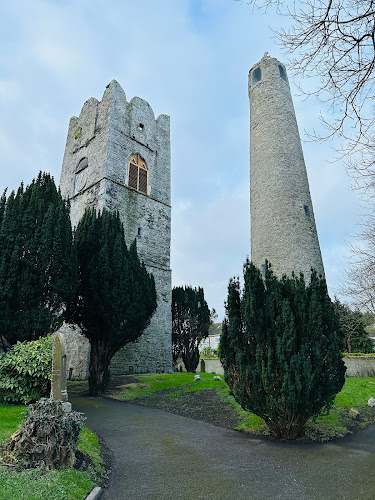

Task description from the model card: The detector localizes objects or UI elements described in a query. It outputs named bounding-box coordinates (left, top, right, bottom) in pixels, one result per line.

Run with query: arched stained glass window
left=128, top=154, right=148, bottom=195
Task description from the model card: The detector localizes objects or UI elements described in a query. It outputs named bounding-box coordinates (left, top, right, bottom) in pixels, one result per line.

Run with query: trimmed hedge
left=0, top=337, right=53, bottom=404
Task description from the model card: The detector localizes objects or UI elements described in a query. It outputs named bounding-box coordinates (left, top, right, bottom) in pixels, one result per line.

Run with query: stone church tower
left=59, top=80, right=172, bottom=375
left=249, top=54, right=325, bottom=279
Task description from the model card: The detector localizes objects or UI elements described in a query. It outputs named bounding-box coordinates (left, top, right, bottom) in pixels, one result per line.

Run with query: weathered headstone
left=51, top=333, right=68, bottom=402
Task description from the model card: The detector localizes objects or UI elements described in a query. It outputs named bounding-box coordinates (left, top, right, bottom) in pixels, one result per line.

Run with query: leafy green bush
left=200, top=346, right=217, bottom=358
left=0, top=337, right=53, bottom=404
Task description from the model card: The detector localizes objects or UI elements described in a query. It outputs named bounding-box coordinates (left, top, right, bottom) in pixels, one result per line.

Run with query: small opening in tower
left=76, top=157, right=88, bottom=173
left=303, top=203, right=311, bottom=219
left=252, top=67, right=261, bottom=84
left=139, top=123, right=144, bottom=131
left=137, top=227, right=142, bottom=237
left=279, top=64, right=288, bottom=82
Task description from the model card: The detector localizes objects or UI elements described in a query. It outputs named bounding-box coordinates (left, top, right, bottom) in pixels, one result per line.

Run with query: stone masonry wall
left=111, top=265, right=172, bottom=374
left=249, top=54, right=324, bottom=280
left=59, top=80, right=172, bottom=377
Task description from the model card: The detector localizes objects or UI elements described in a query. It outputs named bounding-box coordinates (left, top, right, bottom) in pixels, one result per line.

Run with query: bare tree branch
left=236, top=1, right=375, bottom=147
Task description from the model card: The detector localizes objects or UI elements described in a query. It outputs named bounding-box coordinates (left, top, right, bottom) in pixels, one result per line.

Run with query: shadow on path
left=71, top=395, right=375, bottom=500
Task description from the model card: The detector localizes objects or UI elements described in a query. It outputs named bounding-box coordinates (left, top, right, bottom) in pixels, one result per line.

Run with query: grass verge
left=305, top=377, right=375, bottom=441
left=0, top=404, right=104, bottom=500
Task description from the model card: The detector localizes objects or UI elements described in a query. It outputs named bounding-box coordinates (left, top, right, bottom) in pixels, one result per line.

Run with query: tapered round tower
left=249, top=53, right=324, bottom=279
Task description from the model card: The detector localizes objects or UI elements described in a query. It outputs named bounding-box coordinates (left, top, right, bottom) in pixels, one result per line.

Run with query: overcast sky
left=0, top=0, right=363, bottom=320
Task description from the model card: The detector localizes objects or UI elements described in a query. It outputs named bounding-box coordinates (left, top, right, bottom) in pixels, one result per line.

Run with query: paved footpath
left=71, top=395, right=375, bottom=500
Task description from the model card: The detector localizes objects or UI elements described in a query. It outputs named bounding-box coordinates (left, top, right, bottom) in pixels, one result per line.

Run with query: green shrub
left=0, top=337, right=53, bottom=404
left=200, top=346, right=217, bottom=358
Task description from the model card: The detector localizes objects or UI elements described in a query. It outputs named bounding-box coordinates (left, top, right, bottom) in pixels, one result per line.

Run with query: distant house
left=200, top=323, right=222, bottom=352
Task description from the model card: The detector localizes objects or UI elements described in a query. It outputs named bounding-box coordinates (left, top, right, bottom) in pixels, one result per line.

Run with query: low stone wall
left=197, top=358, right=224, bottom=375
left=198, top=357, right=375, bottom=378
left=344, top=356, right=375, bottom=378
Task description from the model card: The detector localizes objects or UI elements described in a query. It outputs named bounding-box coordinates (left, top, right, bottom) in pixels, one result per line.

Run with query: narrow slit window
left=279, top=65, right=288, bottom=82
left=252, top=67, right=261, bottom=84
left=304, top=203, right=311, bottom=219
left=127, top=154, right=148, bottom=195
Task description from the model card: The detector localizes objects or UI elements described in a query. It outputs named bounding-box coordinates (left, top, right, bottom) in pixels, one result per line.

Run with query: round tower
left=249, top=53, right=325, bottom=279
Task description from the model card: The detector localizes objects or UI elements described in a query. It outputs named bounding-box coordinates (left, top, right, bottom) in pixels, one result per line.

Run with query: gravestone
left=51, top=333, right=68, bottom=402
left=200, top=359, right=206, bottom=373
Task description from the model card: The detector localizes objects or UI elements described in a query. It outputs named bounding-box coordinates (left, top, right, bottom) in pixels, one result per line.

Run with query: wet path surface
left=71, top=395, right=375, bottom=500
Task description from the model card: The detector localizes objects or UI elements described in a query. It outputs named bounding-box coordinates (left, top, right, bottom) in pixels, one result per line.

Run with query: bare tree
left=342, top=216, right=375, bottom=313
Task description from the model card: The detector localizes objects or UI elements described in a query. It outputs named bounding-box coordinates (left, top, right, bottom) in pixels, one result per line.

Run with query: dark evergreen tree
left=220, top=261, right=346, bottom=439
left=0, top=188, right=6, bottom=233
left=0, top=173, right=76, bottom=347
left=68, top=208, right=157, bottom=395
left=172, top=286, right=212, bottom=372
left=333, top=299, right=374, bottom=353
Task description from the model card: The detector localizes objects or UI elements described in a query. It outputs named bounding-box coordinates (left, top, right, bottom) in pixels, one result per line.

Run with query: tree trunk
left=266, top=414, right=307, bottom=440
left=88, top=339, right=111, bottom=396
left=182, top=347, right=200, bottom=372
left=347, top=336, right=352, bottom=353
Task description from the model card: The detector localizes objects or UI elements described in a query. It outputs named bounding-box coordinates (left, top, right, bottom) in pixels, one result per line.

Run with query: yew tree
left=220, top=261, right=346, bottom=439
left=68, top=208, right=157, bottom=395
left=0, top=173, right=76, bottom=349
left=172, top=286, right=211, bottom=372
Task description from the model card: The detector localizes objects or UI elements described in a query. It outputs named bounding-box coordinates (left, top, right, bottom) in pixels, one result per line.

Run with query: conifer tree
left=220, top=261, right=346, bottom=439
left=333, top=299, right=374, bottom=353
left=172, top=286, right=212, bottom=372
left=68, top=208, right=157, bottom=395
left=0, top=189, right=6, bottom=234
left=0, top=173, right=76, bottom=347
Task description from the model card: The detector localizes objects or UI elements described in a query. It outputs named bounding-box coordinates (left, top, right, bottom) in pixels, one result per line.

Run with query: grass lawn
left=305, top=377, right=375, bottom=441
left=68, top=373, right=375, bottom=442
left=0, top=404, right=104, bottom=500
left=111, top=372, right=228, bottom=400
